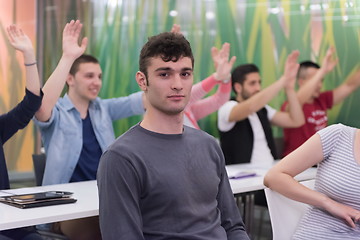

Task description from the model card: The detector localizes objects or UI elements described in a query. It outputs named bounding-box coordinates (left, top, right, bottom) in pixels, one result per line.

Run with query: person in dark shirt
left=0, top=25, right=43, bottom=240
left=97, top=31, right=250, bottom=240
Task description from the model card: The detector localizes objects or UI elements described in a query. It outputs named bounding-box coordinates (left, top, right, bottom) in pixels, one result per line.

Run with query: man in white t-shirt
left=218, top=51, right=304, bottom=166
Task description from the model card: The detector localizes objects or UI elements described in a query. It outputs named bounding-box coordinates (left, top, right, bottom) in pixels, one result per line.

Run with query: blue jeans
left=0, top=227, right=43, bottom=240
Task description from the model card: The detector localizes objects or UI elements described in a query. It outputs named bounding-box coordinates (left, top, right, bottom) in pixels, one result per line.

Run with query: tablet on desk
left=5, top=191, right=73, bottom=203
left=0, top=191, right=77, bottom=209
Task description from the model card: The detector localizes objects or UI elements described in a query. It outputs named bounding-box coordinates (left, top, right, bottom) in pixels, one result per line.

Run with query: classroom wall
left=0, top=0, right=37, bottom=173
left=1, top=0, right=360, bottom=173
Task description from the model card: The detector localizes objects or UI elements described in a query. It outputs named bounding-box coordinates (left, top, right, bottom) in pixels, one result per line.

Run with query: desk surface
left=0, top=180, right=98, bottom=230
left=0, top=163, right=317, bottom=230
left=227, top=163, right=317, bottom=195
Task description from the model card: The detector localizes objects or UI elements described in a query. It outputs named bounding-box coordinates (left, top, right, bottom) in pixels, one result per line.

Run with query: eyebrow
left=155, top=67, right=193, bottom=72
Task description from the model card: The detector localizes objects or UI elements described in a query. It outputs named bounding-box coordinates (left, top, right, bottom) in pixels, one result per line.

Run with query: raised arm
left=170, top=24, right=181, bottom=34
left=297, top=47, right=337, bottom=105
left=213, top=42, right=236, bottom=83
left=264, top=132, right=360, bottom=228
left=7, top=25, right=40, bottom=96
left=188, top=43, right=235, bottom=104
left=0, top=25, right=43, bottom=143
left=189, top=43, right=235, bottom=120
left=332, top=66, right=360, bottom=105
left=271, top=50, right=305, bottom=128
left=228, top=51, right=300, bottom=122
left=35, top=20, right=87, bottom=122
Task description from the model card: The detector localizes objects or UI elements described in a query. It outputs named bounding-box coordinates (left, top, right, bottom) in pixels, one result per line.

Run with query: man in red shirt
left=282, top=47, right=360, bottom=156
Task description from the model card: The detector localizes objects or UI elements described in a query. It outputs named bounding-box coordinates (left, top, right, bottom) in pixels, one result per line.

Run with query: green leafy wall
left=38, top=0, right=360, bottom=139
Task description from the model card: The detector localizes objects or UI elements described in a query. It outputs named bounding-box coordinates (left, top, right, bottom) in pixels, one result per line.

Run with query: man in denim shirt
left=34, top=53, right=144, bottom=186
left=34, top=20, right=144, bottom=239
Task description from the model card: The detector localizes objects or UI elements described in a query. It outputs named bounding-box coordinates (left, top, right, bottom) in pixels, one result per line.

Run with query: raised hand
left=321, top=47, right=337, bottom=74
left=283, top=50, right=300, bottom=89
left=7, top=25, right=34, bottom=53
left=213, top=43, right=236, bottom=82
left=62, top=20, right=88, bottom=60
left=7, top=25, right=39, bottom=95
left=35, top=20, right=88, bottom=122
left=211, top=47, right=220, bottom=69
left=170, top=24, right=181, bottom=34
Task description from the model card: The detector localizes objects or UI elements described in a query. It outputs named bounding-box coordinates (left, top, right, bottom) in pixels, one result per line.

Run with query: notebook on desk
left=0, top=191, right=77, bottom=209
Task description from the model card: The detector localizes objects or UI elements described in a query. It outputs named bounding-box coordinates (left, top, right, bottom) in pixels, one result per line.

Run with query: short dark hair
left=297, top=61, right=320, bottom=80
left=139, top=32, right=194, bottom=80
left=69, top=54, right=99, bottom=76
left=231, top=64, right=259, bottom=93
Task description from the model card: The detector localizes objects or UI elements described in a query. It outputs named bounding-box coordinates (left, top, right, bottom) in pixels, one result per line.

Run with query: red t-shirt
left=281, top=91, right=333, bottom=156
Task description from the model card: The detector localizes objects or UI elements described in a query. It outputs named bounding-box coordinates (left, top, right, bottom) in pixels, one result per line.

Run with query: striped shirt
left=293, top=124, right=360, bottom=239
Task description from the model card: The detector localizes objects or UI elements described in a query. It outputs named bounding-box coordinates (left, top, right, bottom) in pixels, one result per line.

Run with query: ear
left=234, top=82, right=242, bottom=95
left=66, top=74, right=75, bottom=87
left=136, top=71, right=147, bottom=91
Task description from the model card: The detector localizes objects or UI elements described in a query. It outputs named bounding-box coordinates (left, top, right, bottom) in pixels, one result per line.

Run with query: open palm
left=62, top=20, right=88, bottom=59
left=214, top=43, right=236, bottom=81
left=283, top=50, right=300, bottom=88
left=322, top=47, right=337, bottom=74
left=7, top=25, right=33, bottom=53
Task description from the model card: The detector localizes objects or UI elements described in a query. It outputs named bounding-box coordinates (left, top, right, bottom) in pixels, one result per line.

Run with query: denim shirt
left=33, top=91, right=144, bottom=185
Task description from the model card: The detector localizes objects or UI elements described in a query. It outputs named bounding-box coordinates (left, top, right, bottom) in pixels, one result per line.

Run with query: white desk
left=0, top=180, right=98, bottom=231
left=226, top=163, right=317, bottom=194
left=0, top=165, right=317, bottom=232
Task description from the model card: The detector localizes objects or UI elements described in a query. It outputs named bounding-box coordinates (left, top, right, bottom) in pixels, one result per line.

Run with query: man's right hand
left=35, top=20, right=88, bottom=122
left=62, top=20, right=88, bottom=59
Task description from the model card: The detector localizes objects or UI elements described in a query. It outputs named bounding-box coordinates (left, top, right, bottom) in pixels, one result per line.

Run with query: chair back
left=32, top=153, right=46, bottom=186
left=264, top=179, right=315, bottom=240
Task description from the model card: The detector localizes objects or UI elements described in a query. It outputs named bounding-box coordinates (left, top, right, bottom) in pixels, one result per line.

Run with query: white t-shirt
left=218, top=100, right=276, bottom=166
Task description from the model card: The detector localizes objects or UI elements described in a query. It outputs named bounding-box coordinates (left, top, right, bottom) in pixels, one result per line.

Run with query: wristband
left=24, top=62, right=37, bottom=66
left=222, top=76, right=231, bottom=83
left=214, top=73, right=231, bottom=83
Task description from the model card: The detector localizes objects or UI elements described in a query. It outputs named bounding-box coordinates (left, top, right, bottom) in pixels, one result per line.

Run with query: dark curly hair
left=139, top=32, right=194, bottom=83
